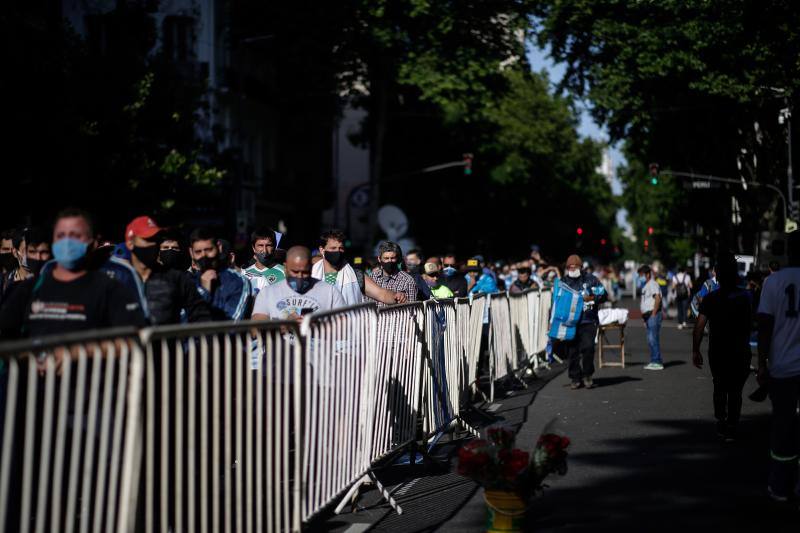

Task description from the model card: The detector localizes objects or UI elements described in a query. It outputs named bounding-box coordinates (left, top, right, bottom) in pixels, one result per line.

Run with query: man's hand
left=394, top=291, right=407, bottom=304
left=200, top=269, right=218, bottom=291
left=757, top=365, right=769, bottom=387
left=692, top=350, right=703, bottom=369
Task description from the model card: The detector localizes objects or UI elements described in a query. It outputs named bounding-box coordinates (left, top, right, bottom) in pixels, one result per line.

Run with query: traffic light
left=576, top=227, right=584, bottom=236
left=647, top=226, right=654, bottom=235
left=644, top=239, right=649, bottom=249
left=600, top=238, right=607, bottom=246
left=649, top=163, right=659, bottom=185
left=463, top=153, right=473, bottom=175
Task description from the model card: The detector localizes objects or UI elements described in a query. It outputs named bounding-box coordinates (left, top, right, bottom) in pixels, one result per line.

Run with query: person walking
left=757, top=235, right=800, bottom=503
left=639, top=265, right=664, bottom=370
left=692, top=254, right=752, bottom=441
left=673, top=266, right=692, bottom=329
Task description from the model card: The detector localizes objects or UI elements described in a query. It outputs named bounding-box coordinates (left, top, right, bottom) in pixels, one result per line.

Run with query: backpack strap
left=355, top=268, right=365, bottom=295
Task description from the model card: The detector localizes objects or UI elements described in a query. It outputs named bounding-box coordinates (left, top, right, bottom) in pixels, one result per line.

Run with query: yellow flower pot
left=484, top=489, right=527, bottom=532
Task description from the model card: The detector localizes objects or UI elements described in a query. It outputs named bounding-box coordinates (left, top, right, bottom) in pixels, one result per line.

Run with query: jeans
left=566, top=323, right=597, bottom=382
left=646, top=312, right=663, bottom=364
left=675, top=297, right=689, bottom=324
left=708, top=352, right=750, bottom=425
left=768, top=375, right=800, bottom=498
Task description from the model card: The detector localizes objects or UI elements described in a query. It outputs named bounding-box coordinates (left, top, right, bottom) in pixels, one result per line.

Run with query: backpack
left=676, top=275, right=689, bottom=300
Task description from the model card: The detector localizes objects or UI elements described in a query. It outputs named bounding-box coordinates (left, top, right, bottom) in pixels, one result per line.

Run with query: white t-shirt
left=640, top=279, right=661, bottom=314
left=673, top=272, right=691, bottom=288
left=757, top=267, right=800, bottom=378
left=252, top=278, right=346, bottom=320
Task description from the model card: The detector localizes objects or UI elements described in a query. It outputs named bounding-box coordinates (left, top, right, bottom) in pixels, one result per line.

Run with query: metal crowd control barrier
left=139, top=320, right=302, bottom=533
left=0, top=286, right=552, bottom=531
left=0, top=328, right=144, bottom=533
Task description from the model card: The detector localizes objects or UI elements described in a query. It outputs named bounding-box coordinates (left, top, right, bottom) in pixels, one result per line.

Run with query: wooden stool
left=597, top=322, right=625, bottom=368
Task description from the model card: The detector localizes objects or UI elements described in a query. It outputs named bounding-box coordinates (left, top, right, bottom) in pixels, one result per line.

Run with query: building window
left=163, top=16, right=196, bottom=62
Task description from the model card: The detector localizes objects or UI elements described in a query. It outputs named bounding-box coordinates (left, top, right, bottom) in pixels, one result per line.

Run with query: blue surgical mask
left=443, top=266, right=457, bottom=277
left=52, top=238, right=89, bottom=270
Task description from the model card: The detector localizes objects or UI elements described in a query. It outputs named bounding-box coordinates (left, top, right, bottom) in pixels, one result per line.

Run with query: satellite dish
left=377, top=205, right=408, bottom=241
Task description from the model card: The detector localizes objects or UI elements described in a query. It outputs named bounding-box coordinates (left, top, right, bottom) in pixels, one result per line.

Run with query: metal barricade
left=0, top=328, right=144, bottom=533
left=139, top=320, right=302, bottom=533
left=371, top=303, right=425, bottom=461
left=509, top=290, right=533, bottom=365
left=487, top=293, right=513, bottom=401
left=456, top=295, right=484, bottom=400
left=300, top=304, right=377, bottom=522
left=536, top=289, right=552, bottom=354
left=421, top=300, right=458, bottom=436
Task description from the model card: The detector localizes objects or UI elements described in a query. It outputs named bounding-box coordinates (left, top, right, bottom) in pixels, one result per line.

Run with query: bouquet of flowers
left=457, top=422, right=570, bottom=497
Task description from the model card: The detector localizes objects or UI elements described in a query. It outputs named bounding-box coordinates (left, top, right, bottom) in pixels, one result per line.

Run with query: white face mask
left=567, top=269, right=581, bottom=278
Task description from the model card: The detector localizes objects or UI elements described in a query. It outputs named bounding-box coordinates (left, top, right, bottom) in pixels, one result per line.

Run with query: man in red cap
left=125, top=215, right=211, bottom=325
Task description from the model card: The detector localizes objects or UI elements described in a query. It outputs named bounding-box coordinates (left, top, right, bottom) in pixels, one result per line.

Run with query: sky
left=525, top=44, right=632, bottom=234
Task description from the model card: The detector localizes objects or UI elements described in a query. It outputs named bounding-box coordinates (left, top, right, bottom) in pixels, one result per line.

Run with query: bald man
left=252, top=246, right=345, bottom=322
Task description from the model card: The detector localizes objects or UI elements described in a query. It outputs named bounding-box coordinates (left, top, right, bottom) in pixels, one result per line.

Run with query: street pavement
left=322, top=298, right=798, bottom=532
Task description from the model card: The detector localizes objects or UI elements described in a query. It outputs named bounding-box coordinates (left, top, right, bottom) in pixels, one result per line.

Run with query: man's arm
left=757, top=313, right=774, bottom=385
left=364, top=275, right=403, bottom=304
left=692, top=314, right=708, bottom=368
left=653, top=291, right=663, bottom=314
left=180, top=272, right=213, bottom=323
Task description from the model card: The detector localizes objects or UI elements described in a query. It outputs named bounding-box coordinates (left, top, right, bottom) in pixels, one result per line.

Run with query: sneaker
left=677, top=324, right=684, bottom=330
left=644, top=363, right=664, bottom=370
left=768, top=485, right=789, bottom=503
left=570, top=381, right=583, bottom=390
left=583, top=377, right=594, bottom=389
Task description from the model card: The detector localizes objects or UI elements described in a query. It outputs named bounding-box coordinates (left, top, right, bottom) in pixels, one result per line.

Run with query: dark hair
left=518, top=267, right=531, bottom=274
left=638, top=265, right=651, bottom=276
left=251, top=227, right=276, bottom=247
left=768, top=260, right=781, bottom=272
left=23, top=227, right=49, bottom=248
left=319, top=229, right=346, bottom=248
left=55, top=207, right=95, bottom=238
left=189, top=227, right=217, bottom=246
left=406, top=249, right=422, bottom=259
left=159, top=227, right=184, bottom=247
left=378, top=241, right=403, bottom=257
left=0, top=229, right=13, bottom=243
left=715, top=253, right=739, bottom=289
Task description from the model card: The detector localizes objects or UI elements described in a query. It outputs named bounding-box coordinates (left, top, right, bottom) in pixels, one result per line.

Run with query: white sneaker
left=644, top=363, right=664, bottom=370
left=677, top=324, right=684, bottom=330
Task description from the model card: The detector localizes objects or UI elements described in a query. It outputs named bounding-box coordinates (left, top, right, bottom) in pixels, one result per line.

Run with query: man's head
left=318, top=229, right=347, bottom=270
left=565, top=254, right=582, bottom=279
left=405, top=249, right=422, bottom=273
left=378, top=241, right=402, bottom=275
left=285, top=246, right=314, bottom=294
left=251, top=227, right=277, bottom=267
left=125, top=216, right=164, bottom=270
left=518, top=266, right=531, bottom=283
left=423, top=257, right=442, bottom=284
left=0, top=230, right=15, bottom=272
left=157, top=229, right=186, bottom=271
left=715, top=253, right=739, bottom=289
left=768, top=260, right=780, bottom=273
left=189, top=227, right=220, bottom=272
left=19, top=227, right=51, bottom=275
left=638, top=265, right=652, bottom=281
left=52, top=208, right=95, bottom=271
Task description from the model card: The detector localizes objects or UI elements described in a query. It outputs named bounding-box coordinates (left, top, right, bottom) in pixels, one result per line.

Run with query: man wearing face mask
left=125, top=216, right=211, bottom=325
left=188, top=227, right=251, bottom=321
left=509, top=267, right=537, bottom=294
left=252, top=246, right=345, bottom=322
left=370, top=241, right=418, bottom=307
left=243, top=227, right=285, bottom=296
left=0, top=208, right=146, bottom=339
left=0, top=230, right=18, bottom=297
left=157, top=230, right=189, bottom=272
left=1, top=227, right=51, bottom=301
left=312, top=229, right=405, bottom=307
left=442, top=254, right=468, bottom=297
left=559, top=254, right=607, bottom=389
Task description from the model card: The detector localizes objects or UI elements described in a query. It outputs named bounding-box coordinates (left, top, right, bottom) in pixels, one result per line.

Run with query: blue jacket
left=561, top=272, right=606, bottom=325
left=470, top=273, right=499, bottom=295
left=190, top=268, right=250, bottom=321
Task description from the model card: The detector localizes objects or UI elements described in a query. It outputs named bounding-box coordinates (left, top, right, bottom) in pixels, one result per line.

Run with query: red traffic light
left=600, top=238, right=607, bottom=246
left=576, top=227, right=584, bottom=236
left=647, top=227, right=654, bottom=235
left=644, top=239, right=649, bottom=247
left=463, top=153, right=473, bottom=175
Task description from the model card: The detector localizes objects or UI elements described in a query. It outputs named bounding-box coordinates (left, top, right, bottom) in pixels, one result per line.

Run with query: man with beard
left=189, top=227, right=250, bottom=321
left=243, top=227, right=285, bottom=296
left=125, top=216, right=211, bottom=325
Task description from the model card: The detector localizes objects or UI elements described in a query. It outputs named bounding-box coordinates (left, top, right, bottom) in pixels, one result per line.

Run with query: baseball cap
left=424, top=262, right=441, bottom=275
left=126, top=216, right=163, bottom=241
left=465, top=258, right=481, bottom=272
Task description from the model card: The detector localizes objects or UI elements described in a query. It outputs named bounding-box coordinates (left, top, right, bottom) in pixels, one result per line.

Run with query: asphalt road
left=441, top=299, right=798, bottom=532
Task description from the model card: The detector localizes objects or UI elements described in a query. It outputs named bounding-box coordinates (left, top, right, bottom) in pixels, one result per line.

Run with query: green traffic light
left=464, top=168, right=472, bottom=176
left=651, top=177, right=658, bottom=185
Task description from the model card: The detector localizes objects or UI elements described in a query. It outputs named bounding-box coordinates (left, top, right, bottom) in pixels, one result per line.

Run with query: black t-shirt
left=443, top=274, right=468, bottom=298
left=0, top=270, right=146, bottom=338
left=145, top=269, right=212, bottom=325
left=698, top=288, right=752, bottom=358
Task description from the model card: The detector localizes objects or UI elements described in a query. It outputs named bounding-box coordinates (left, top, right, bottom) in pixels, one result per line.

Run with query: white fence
left=0, top=288, right=551, bottom=532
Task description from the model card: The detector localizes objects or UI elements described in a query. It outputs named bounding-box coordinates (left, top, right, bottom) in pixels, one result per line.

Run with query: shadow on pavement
left=592, top=376, right=643, bottom=388
left=527, top=415, right=798, bottom=532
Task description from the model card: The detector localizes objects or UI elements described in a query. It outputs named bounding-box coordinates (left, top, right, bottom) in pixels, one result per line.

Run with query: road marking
left=343, top=523, right=372, bottom=533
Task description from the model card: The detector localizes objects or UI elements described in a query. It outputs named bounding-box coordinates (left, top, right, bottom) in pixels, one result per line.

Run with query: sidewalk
left=440, top=300, right=797, bottom=532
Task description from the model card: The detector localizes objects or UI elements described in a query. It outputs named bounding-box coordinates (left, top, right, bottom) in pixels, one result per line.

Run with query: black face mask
left=406, top=264, right=420, bottom=275
left=134, top=246, right=161, bottom=269
left=255, top=252, right=275, bottom=267
left=0, top=253, right=16, bottom=271
left=196, top=256, right=218, bottom=273
left=287, top=276, right=313, bottom=294
left=324, top=251, right=345, bottom=268
left=159, top=249, right=183, bottom=270
left=381, top=261, right=398, bottom=274
left=26, top=258, right=46, bottom=276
